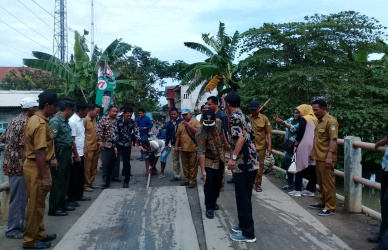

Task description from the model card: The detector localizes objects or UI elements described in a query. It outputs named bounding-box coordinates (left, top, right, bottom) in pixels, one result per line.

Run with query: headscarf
left=297, top=104, right=317, bottom=126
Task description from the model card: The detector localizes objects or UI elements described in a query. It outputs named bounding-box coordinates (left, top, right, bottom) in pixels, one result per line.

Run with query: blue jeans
left=284, top=157, right=295, bottom=187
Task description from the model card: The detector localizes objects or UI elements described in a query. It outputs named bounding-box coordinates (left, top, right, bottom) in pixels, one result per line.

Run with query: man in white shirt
left=68, top=102, right=91, bottom=204
left=140, top=138, right=165, bottom=177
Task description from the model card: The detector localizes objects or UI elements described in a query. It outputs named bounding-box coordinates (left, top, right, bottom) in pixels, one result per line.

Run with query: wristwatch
left=232, top=155, right=237, bottom=160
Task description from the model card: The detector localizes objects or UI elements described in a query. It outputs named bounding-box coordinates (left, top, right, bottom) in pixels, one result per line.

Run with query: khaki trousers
left=316, top=160, right=336, bottom=211
left=172, top=146, right=181, bottom=179
left=181, top=151, right=198, bottom=184
left=23, top=159, right=49, bottom=247
left=84, top=149, right=99, bottom=189
left=254, top=149, right=266, bottom=187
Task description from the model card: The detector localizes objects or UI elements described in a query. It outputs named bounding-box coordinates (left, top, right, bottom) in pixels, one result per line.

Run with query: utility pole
left=53, top=0, right=68, bottom=62
left=91, top=0, right=95, bottom=57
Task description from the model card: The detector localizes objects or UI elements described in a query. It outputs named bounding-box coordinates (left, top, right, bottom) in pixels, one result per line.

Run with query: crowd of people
left=5, top=89, right=388, bottom=248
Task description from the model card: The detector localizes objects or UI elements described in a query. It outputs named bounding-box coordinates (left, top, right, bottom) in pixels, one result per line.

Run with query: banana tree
left=181, top=22, right=241, bottom=104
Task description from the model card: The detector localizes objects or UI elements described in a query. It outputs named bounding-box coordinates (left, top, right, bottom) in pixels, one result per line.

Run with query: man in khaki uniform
left=23, top=91, right=59, bottom=249
left=83, top=104, right=101, bottom=192
left=310, top=99, right=338, bottom=216
left=248, top=100, right=272, bottom=192
left=174, top=108, right=200, bottom=188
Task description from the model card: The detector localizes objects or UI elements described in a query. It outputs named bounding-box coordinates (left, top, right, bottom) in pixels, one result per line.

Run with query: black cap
left=248, top=100, right=260, bottom=110
left=203, top=110, right=216, bottom=126
left=59, top=99, right=75, bottom=110
left=200, top=105, right=205, bottom=111
left=38, top=91, right=60, bottom=105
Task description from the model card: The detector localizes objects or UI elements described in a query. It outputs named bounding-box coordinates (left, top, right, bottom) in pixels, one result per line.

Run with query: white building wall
left=180, top=84, right=218, bottom=112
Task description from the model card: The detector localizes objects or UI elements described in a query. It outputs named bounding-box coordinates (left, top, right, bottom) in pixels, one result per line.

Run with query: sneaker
left=230, top=232, right=256, bottom=243
left=301, top=190, right=315, bottom=197
left=288, top=190, right=301, bottom=197
left=231, top=225, right=242, bottom=233
left=84, top=187, right=93, bottom=192
left=282, top=185, right=294, bottom=190
left=317, top=209, right=335, bottom=216
left=309, top=203, right=324, bottom=210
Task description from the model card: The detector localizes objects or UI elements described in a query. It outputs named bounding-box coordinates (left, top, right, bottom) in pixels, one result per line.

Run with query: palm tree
left=181, top=22, right=241, bottom=104
left=23, top=30, right=132, bottom=102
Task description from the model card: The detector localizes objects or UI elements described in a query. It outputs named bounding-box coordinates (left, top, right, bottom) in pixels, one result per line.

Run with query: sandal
left=157, top=174, right=165, bottom=179
left=255, top=186, right=262, bottom=192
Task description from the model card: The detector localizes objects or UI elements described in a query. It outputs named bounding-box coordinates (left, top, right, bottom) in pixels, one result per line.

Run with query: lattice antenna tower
left=91, top=0, right=95, bottom=57
left=53, top=0, right=68, bottom=62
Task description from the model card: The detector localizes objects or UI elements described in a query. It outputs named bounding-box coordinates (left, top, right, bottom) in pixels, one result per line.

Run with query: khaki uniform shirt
left=311, top=113, right=339, bottom=162
left=24, top=112, right=55, bottom=161
left=176, top=118, right=200, bottom=152
left=83, top=115, right=98, bottom=151
left=249, top=113, right=273, bottom=150
left=49, top=113, right=73, bottom=147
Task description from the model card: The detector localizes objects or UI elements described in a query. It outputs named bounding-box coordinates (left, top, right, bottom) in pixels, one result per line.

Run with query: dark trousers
left=204, top=161, right=224, bottom=210
left=112, top=151, right=121, bottom=178
left=295, top=165, right=317, bottom=192
left=68, top=156, right=84, bottom=202
left=106, top=145, right=131, bottom=187
left=49, top=146, right=72, bottom=213
left=234, top=165, right=257, bottom=239
left=380, top=170, right=388, bottom=237
left=101, top=147, right=112, bottom=181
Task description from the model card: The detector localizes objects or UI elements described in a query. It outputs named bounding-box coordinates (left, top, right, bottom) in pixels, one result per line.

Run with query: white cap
left=20, top=97, right=39, bottom=109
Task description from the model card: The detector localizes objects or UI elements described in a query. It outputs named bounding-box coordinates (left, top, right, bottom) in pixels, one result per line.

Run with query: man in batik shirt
left=2, top=97, right=38, bottom=239
left=224, top=92, right=259, bottom=243
left=196, top=110, right=228, bottom=219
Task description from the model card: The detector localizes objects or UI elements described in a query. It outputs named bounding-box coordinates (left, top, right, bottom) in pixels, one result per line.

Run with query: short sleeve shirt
left=145, top=139, right=165, bottom=158
left=24, top=112, right=55, bottom=161
left=196, top=119, right=226, bottom=169
left=2, top=113, right=28, bottom=176
left=83, top=115, right=98, bottom=150
left=249, top=113, right=273, bottom=150
left=311, top=113, right=339, bottom=162
left=228, top=109, right=260, bottom=172
left=175, top=118, right=200, bottom=152
left=49, top=113, right=73, bottom=147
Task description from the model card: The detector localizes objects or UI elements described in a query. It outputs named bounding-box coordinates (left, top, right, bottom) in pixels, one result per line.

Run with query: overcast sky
left=0, top=0, right=387, bottom=104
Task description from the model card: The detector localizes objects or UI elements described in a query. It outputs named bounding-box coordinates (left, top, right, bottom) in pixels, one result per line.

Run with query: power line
left=18, top=0, right=53, bottom=30
left=0, top=5, right=51, bottom=43
left=0, top=19, right=52, bottom=52
left=0, top=41, right=31, bottom=56
left=30, top=0, right=53, bottom=17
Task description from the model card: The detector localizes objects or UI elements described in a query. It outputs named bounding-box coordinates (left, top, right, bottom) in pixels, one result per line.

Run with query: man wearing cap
left=196, top=110, right=228, bottom=219
left=174, top=108, right=200, bottom=188
left=196, top=105, right=205, bottom=121
left=23, top=91, right=59, bottom=249
left=48, top=100, right=75, bottom=216
left=166, top=107, right=183, bottom=182
left=1, top=97, right=37, bottom=239
left=225, top=92, right=259, bottom=243
left=83, top=104, right=101, bottom=192
left=68, top=101, right=91, bottom=205
left=248, top=100, right=273, bottom=192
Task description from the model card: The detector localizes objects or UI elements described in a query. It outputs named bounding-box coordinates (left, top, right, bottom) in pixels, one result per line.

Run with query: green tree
left=239, top=11, right=388, bottom=166
left=181, top=22, right=241, bottom=104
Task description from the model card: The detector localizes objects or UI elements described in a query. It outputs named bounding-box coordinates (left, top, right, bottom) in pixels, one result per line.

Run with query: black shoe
left=188, top=183, right=197, bottom=188
left=111, top=178, right=121, bottom=182
left=170, top=177, right=180, bottom=182
left=368, top=236, right=380, bottom=243
left=40, top=234, right=57, bottom=242
left=206, top=210, right=214, bottom=219
left=180, top=182, right=189, bottom=186
left=68, top=201, right=80, bottom=207
left=123, top=183, right=129, bottom=188
left=100, top=184, right=109, bottom=189
left=62, top=206, right=76, bottom=211
left=23, top=240, right=51, bottom=249
left=77, top=196, right=91, bottom=201
left=227, top=178, right=235, bottom=184
left=48, top=210, right=68, bottom=216
left=214, top=204, right=219, bottom=210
